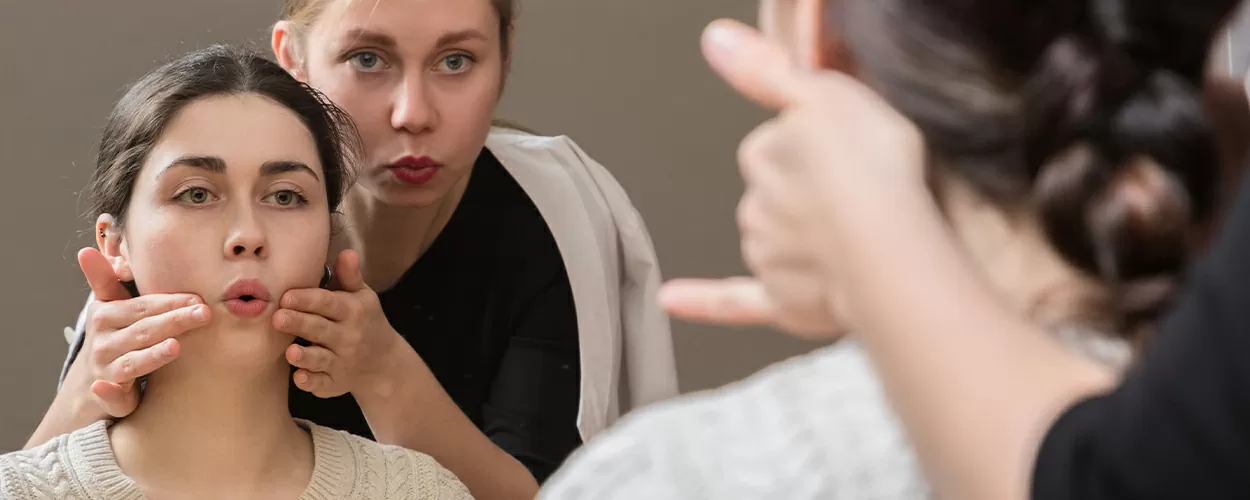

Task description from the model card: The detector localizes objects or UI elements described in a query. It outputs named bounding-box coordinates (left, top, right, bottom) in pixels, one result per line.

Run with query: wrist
left=52, top=362, right=107, bottom=428
left=358, top=330, right=416, bottom=402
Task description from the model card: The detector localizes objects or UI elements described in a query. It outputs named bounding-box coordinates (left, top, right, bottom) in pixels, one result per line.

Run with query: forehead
left=141, top=94, right=322, bottom=180
left=313, top=0, right=499, bottom=47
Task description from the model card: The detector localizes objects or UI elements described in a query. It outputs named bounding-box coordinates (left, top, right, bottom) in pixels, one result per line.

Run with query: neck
left=339, top=174, right=470, bottom=291
left=110, top=342, right=310, bottom=493
left=942, top=182, right=1113, bottom=331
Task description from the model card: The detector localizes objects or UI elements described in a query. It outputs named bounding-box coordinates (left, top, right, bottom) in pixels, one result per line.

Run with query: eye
left=348, top=51, right=387, bottom=72
left=264, top=189, right=309, bottom=207
left=175, top=187, right=216, bottom=205
left=438, top=53, right=474, bottom=73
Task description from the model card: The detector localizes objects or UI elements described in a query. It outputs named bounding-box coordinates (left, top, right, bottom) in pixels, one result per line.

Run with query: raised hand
left=659, top=19, right=926, bottom=339
left=70, top=248, right=210, bottom=418
left=275, top=249, right=405, bottom=398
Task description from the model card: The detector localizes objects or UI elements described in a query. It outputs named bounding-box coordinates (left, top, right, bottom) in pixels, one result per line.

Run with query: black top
left=1032, top=172, right=1250, bottom=498
left=288, top=148, right=583, bottom=483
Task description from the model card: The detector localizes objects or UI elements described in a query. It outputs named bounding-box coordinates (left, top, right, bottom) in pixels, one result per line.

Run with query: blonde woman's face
left=295, top=0, right=503, bottom=208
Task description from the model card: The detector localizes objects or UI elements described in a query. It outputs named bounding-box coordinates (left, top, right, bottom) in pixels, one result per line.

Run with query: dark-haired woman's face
left=277, top=0, right=503, bottom=209
left=98, top=93, right=331, bottom=370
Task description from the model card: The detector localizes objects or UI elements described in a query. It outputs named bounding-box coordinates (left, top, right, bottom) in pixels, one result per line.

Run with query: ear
left=95, top=214, right=134, bottom=282
left=796, top=0, right=852, bottom=71
left=272, top=21, right=307, bottom=81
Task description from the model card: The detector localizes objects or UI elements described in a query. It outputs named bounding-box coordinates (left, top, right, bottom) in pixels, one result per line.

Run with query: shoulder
left=484, top=128, right=622, bottom=196
left=542, top=341, right=931, bottom=499
left=306, top=423, right=472, bottom=500
left=0, top=421, right=108, bottom=498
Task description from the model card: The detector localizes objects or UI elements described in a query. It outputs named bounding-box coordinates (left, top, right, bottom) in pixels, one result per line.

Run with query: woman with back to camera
left=27, top=0, right=679, bottom=498
left=540, top=0, right=1250, bottom=498
left=657, top=3, right=1250, bottom=500
left=2, top=44, right=471, bottom=499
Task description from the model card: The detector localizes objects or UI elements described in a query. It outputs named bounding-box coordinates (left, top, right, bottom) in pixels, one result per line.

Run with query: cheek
left=434, top=73, right=499, bottom=164
left=272, top=216, right=332, bottom=289
left=124, top=216, right=218, bottom=295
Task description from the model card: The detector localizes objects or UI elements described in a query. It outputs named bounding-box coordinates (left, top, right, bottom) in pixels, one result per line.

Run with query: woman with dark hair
left=541, top=0, right=1250, bottom=498
left=2, top=45, right=471, bottom=499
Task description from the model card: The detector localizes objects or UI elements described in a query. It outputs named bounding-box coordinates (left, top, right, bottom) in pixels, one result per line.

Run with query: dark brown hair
left=87, top=45, right=360, bottom=227
left=837, top=0, right=1242, bottom=340
left=280, top=0, right=518, bottom=58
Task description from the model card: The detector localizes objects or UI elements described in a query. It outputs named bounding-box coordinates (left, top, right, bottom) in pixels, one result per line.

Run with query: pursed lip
left=222, top=278, right=271, bottom=318
left=385, top=155, right=442, bottom=170
left=385, top=155, right=443, bottom=185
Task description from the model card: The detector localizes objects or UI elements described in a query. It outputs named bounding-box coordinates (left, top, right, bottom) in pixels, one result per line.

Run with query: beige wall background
left=0, top=1, right=823, bottom=451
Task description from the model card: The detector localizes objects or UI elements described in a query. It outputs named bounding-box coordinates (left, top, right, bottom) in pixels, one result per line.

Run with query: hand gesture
left=660, top=20, right=927, bottom=338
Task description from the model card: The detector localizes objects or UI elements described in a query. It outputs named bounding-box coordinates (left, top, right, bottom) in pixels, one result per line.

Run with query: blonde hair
left=280, top=0, right=518, bottom=57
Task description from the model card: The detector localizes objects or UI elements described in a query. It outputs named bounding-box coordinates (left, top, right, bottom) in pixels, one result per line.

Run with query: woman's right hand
left=659, top=20, right=927, bottom=338
left=64, top=247, right=210, bottom=419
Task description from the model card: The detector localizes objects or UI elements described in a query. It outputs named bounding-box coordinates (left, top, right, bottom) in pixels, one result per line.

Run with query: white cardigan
left=59, top=127, right=680, bottom=441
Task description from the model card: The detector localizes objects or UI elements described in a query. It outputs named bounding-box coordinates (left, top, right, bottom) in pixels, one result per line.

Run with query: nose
left=223, top=205, right=268, bottom=260
left=391, top=73, right=438, bottom=134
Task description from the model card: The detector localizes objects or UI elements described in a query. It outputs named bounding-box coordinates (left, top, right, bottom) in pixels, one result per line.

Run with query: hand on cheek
left=273, top=249, right=404, bottom=398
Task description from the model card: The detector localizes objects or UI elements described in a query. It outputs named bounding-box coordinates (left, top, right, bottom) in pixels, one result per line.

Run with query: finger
left=78, top=247, right=131, bottom=302
left=93, top=304, right=206, bottom=362
left=334, top=249, right=368, bottom=293
left=279, top=288, right=348, bottom=321
left=701, top=19, right=811, bottom=110
left=91, top=380, right=139, bottom=419
left=274, top=308, right=338, bottom=345
left=293, top=369, right=341, bottom=398
left=657, top=277, right=778, bottom=326
left=100, top=338, right=181, bottom=384
left=286, top=344, right=336, bottom=374
left=92, top=295, right=206, bottom=333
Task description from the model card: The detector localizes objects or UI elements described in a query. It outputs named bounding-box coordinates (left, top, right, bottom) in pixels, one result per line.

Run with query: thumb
left=701, top=18, right=811, bottom=111
left=334, top=249, right=368, bottom=293
left=91, top=380, right=138, bottom=419
left=78, top=247, right=132, bottom=302
left=658, top=277, right=777, bottom=326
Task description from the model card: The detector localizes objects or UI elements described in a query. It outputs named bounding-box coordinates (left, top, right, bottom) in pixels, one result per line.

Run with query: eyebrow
left=342, top=28, right=398, bottom=50
left=157, top=155, right=320, bottom=180
left=341, top=28, right=488, bottom=50
left=436, top=29, right=488, bottom=48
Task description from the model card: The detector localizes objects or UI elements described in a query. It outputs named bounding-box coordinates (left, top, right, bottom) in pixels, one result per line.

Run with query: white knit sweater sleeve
left=0, top=425, right=103, bottom=500
left=541, top=341, right=934, bottom=500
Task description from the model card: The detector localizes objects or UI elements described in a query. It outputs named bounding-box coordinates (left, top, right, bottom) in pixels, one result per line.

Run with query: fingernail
left=162, top=339, right=174, bottom=356
left=291, top=346, right=302, bottom=362
left=187, top=297, right=201, bottom=306
left=295, top=372, right=307, bottom=384
left=704, top=21, right=743, bottom=54
left=193, top=306, right=206, bottom=321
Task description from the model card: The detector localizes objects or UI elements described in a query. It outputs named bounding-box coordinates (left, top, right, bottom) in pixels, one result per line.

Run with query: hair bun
left=1023, top=35, right=1218, bottom=339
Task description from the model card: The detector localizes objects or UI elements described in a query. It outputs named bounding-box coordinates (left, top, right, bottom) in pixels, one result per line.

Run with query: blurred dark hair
left=838, top=0, right=1242, bottom=340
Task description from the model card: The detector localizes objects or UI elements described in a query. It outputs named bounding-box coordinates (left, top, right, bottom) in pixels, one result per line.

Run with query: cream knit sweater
left=0, top=419, right=473, bottom=499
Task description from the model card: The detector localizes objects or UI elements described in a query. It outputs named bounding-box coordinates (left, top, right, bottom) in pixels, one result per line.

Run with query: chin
left=363, top=177, right=451, bottom=208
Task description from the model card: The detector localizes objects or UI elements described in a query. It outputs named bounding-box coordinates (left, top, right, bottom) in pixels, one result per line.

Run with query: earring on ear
left=99, top=229, right=106, bottom=238
left=120, top=279, right=139, bottom=298
left=319, top=266, right=333, bottom=289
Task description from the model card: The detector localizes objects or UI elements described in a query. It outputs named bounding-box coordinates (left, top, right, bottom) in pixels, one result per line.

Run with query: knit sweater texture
left=0, top=419, right=473, bottom=499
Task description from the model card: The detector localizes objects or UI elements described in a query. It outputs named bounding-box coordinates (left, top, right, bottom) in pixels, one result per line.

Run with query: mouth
left=222, top=279, right=272, bottom=319
left=386, top=155, right=443, bottom=186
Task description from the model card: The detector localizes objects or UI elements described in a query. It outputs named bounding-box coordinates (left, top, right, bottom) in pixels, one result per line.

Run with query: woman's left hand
left=273, top=249, right=403, bottom=398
